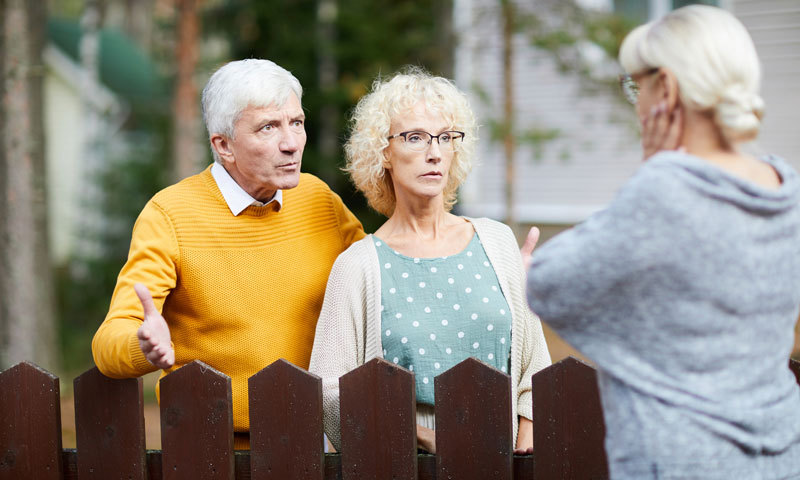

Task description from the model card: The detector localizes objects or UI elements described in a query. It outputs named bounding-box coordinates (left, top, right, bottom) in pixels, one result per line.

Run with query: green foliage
left=58, top=112, right=170, bottom=374
left=205, top=0, right=452, bottom=232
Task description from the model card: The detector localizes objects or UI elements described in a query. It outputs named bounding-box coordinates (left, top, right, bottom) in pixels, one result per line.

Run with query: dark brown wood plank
left=63, top=449, right=77, bottom=480
left=790, top=358, right=800, bottom=386
left=417, top=454, right=436, bottom=480
left=435, top=357, right=513, bottom=480
left=159, top=360, right=234, bottom=479
left=513, top=455, right=533, bottom=480
left=73, top=366, right=146, bottom=479
left=323, top=454, right=342, bottom=480
left=0, top=361, right=63, bottom=480
left=532, top=356, right=608, bottom=480
left=339, top=357, right=417, bottom=480
left=248, top=359, right=323, bottom=480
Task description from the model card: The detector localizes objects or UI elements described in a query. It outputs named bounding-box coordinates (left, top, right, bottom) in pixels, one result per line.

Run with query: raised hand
left=520, top=226, right=540, bottom=273
left=641, top=101, right=684, bottom=161
left=134, top=283, right=175, bottom=369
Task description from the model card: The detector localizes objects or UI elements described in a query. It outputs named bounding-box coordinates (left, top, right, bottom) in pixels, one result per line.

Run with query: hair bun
left=714, top=83, right=764, bottom=143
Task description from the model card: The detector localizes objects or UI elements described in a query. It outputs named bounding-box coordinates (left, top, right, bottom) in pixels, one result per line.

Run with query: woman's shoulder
left=465, top=216, right=514, bottom=238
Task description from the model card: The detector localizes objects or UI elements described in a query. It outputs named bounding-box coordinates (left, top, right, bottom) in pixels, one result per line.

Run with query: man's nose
left=279, top=130, right=301, bottom=153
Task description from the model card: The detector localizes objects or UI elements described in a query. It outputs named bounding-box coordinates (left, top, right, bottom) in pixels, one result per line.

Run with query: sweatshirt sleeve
left=91, top=199, right=179, bottom=378
left=308, top=243, right=371, bottom=451
left=525, top=165, right=682, bottom=335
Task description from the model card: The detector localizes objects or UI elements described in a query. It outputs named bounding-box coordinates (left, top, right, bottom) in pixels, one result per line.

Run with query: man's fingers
left=134, top=283, right=159, bottom=318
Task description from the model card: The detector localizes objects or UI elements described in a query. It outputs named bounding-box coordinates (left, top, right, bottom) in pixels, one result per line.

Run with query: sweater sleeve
left=331, top=189, right=366, bottom=248
left=526, top=165, right=681, bottom=335
left=91, top=200, right=179, bottom=378
left=308, top=243, right=370, bottom=451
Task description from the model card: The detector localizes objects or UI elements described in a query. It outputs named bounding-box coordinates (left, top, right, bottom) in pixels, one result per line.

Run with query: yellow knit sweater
left=92, top=166, right=364, bottom=444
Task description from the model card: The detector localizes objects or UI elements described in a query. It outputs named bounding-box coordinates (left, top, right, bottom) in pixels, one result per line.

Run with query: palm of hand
left=134, top=283, right=175, bottom=369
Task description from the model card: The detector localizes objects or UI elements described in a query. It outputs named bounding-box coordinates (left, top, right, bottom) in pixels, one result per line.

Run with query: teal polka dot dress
left=376, top=233, right=512, bottom=406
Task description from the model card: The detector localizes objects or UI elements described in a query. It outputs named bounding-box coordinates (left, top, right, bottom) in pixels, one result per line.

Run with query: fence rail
left=2, top=356, right=799, bottom=480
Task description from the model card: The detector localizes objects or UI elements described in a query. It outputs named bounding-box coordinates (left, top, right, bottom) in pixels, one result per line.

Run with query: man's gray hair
left=202, top=59, right=303, bottom=163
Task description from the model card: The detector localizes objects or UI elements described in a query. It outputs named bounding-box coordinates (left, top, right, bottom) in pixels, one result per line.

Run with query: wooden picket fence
left=2, top=356, right=799, bottom=480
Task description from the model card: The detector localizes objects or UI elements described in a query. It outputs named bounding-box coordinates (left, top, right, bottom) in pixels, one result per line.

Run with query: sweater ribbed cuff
left=128, top=333, right=157, bottom=373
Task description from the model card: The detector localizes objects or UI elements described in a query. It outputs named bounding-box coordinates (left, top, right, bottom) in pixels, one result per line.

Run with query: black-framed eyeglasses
left=387, top=130, right=465, bottom=152
left=619, top=67, right=660, bottom=105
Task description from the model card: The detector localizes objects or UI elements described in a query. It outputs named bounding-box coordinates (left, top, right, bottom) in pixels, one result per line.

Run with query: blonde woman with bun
left=525, top=5, right=800, bottom=479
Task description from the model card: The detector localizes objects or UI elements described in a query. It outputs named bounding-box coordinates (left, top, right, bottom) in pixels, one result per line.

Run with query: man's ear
left=211, top=134, right=234, bottom=165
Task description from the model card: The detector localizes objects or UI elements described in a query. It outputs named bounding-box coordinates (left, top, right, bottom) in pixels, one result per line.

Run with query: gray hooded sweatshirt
left=527, top=151, right=800, bottom=479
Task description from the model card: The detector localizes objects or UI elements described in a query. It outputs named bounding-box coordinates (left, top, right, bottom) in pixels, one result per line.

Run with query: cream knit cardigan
left=309, top=217, right=551, bottom=450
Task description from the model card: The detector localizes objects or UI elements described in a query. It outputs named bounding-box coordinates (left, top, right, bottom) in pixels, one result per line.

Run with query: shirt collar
left=211, top=162, right=283, bottom=216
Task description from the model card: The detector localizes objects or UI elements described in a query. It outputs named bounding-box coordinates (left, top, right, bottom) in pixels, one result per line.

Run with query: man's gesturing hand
left=134, top=283, right=175, bottom=369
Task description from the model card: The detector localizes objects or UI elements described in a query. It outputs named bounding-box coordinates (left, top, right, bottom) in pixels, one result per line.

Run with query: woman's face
left=384, top=101, right=455, bottom=207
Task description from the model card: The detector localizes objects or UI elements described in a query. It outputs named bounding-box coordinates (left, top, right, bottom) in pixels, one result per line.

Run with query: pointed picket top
left=248, top=358, right=323, bottom=480
left=73, top=366, right=146, bottom=479
left=0, top=361, right=63, bottom=479
left=790, top=358, right=800, bottom=386
left=339, top=357, right=417, bottom=480
left=532, top=356, right=608, bottom=480
left=159, top=360, right=234, bottom=480
left=435, top=357, right=513, bottom=480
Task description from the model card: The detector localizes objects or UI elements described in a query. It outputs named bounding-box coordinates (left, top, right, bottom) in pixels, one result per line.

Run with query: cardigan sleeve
left=91, top=199, right=179, bottom=378
left=308, top=242, right=372, bottom=451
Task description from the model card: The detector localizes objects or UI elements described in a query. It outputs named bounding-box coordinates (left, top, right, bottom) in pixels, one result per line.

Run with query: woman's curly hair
left=344, top=67, right=477, bottom=217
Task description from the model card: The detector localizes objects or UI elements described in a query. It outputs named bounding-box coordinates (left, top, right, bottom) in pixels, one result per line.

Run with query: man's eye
left=292, top=120, right=304, bottom=127
left=261, top=124, right=273, bottom=131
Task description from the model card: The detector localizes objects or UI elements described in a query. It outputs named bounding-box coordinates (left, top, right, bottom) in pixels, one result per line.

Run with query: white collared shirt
left=211, top=162, right=283, bottom=216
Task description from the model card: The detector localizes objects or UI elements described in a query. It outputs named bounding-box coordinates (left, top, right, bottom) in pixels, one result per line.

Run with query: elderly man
left=92, top=59, right=364, bottom=448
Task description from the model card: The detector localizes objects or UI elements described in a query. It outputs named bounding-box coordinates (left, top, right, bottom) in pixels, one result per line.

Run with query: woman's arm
left=308, top=245, right=372, bottom=451
left=514, top=417, right=533, bottom=454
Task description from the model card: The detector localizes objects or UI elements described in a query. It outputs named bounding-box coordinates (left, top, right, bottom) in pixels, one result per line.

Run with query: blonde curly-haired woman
left=309, top=69, right=550, bottom=454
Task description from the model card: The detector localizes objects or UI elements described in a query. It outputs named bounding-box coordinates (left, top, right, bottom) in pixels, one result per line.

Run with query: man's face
left=215, top=93, right=306, bottom=202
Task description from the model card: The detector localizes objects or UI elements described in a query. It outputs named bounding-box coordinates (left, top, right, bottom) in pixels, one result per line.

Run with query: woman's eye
left=440, top=134, right=452, bottom=143
left=407, top=134, right=423, bottom=143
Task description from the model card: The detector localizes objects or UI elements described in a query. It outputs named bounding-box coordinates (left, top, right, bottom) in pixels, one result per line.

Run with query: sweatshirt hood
left=647, top=151, right=800, bottom=216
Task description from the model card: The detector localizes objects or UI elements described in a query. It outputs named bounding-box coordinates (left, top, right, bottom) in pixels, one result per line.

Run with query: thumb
left=521, top=227, right=540, bottom=259
left=134, top=283, right=159, bottom=319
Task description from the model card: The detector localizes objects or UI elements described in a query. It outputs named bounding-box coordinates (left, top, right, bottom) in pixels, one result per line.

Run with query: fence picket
left=532, top=356, right=608, bottom=479
left=73, top=367, right=146, bottom=479
left=0, top=361, right=63, bottom=480
left=339, top=357, right=417, bottom=480
left=248, top=358, right=324, bottom=480
left=159, top=360, right=234, bottom=480
left=435, top=357, right=513, bottom=480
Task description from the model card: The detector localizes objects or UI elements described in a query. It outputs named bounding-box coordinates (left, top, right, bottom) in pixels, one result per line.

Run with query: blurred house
left=453, top=0, right=800, bottom=240
left=453, top=0, right=800, bottom=360
left=43, top=18, right=163, bottom=263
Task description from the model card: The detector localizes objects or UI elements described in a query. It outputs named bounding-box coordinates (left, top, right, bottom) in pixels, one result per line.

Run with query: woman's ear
left=660, top=68, right=680, bottom=113
left=382, top=149, right=393, bottom=171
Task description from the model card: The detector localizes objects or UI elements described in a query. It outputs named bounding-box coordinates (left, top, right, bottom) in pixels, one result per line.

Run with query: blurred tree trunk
left=501, top=0, right=517, bottom=233
left=316, top=0, right=338, bottom=186
left=172, top=0, right=204, bottom=181
left=0, top=0, right=57, bottom=370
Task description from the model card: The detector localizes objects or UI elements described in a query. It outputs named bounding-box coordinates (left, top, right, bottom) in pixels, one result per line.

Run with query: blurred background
left=1, top=0, right=798, bottom=447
